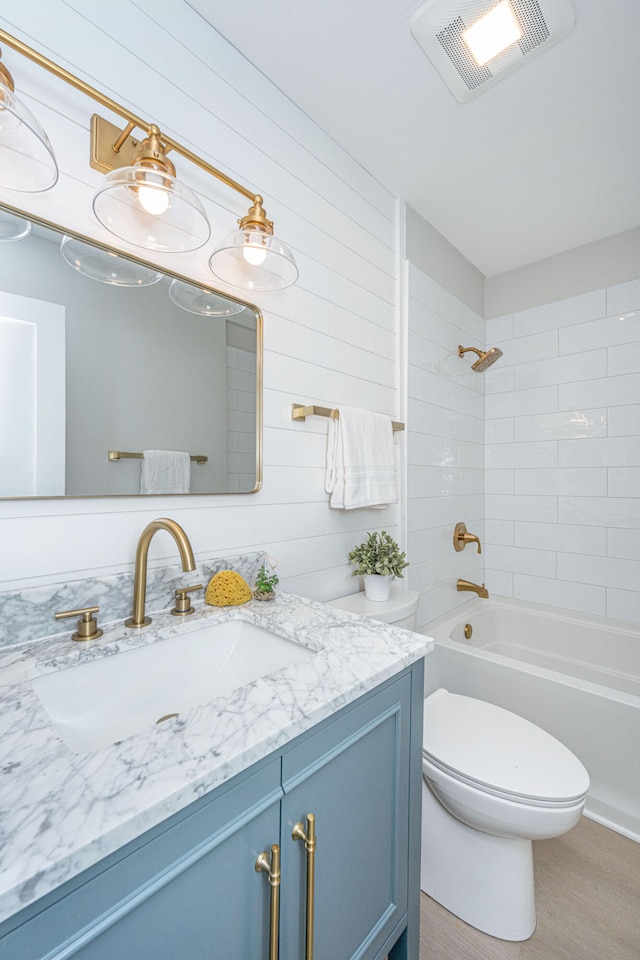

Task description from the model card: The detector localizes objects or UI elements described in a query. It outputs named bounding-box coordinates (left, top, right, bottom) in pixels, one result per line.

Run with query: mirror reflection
left=0, top=207, right=261, bottom=498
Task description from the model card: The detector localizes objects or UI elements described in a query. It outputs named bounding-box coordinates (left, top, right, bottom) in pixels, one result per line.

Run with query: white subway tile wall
left=485, top=280, right=640, bottom=622
left=407, top=264, right=485, bottom=630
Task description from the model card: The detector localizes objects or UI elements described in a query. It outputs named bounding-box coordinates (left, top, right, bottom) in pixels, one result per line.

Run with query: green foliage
left=348, top=531, right=409, bottom=579
left=254, top=563, right=279, bottom=595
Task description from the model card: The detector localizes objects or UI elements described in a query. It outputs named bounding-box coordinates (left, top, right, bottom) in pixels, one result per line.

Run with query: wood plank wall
left=0, top=1, right=402, bottom=601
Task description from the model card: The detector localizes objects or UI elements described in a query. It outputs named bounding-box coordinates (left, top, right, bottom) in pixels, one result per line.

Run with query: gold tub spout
left=125, top=518, right=196, bottom=628
left=456, top=578, right=489, bottom=599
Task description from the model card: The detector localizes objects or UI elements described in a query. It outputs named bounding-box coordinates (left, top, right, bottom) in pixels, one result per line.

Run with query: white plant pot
left=363, top=574, right=392, bottom=602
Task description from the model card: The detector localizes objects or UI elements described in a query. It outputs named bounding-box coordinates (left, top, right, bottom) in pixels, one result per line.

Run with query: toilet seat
left=423, top=689, right=589, bottom=805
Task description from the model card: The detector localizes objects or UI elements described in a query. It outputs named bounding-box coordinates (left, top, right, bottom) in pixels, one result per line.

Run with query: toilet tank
left=328, top=587, right=419, bottom=631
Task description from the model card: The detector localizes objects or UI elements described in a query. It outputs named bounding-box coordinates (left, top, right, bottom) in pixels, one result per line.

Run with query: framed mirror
left=0, top=204, right=262, bottom=498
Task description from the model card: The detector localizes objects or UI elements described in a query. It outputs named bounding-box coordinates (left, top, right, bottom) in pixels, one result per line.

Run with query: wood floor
left=419, top=816, right=640, bottom=960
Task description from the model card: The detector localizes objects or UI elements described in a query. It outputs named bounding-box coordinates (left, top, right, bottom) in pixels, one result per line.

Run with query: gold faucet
left=457, top=578, right=489, bottom=599
left=125, top=518, right=196, bottom=628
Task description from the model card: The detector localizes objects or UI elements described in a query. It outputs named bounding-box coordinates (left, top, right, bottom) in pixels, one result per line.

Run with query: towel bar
left=291, top=403, right=404, bottom=432
left=108, top=450, right=208, bottom=464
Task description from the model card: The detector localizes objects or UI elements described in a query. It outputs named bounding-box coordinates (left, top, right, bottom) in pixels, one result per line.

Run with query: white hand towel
left=324, top=406, right=398, bottom=509
left=140, top=450, right=191, bottom=494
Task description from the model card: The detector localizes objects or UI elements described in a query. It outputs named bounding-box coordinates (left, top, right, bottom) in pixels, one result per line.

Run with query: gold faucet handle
left=171, top=583, right=203, bottom=617
left=453, top=521, right=482, bottom=554
left=54, top=605, right=103, bottom=641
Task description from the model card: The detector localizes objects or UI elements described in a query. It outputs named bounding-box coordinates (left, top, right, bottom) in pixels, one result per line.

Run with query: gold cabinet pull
left=255, top=844, right=281, bottom=960
left=292, top=813, right=316, bottom=960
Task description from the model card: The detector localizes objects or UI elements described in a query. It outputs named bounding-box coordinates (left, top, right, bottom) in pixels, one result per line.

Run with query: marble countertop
left=0, top=592, right=431, bottom=924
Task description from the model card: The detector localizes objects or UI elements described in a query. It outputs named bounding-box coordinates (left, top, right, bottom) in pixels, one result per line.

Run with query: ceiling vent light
left=411, top=0, right=575, bottom=102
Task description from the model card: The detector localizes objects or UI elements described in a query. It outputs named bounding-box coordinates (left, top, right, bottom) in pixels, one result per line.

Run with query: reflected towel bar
left=108, top=450, right=208, bottom=464
left=291, top=403, right=404, bottom=432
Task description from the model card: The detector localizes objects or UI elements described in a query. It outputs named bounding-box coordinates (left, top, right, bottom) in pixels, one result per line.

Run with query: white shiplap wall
left=0, top=1, right=402, bottom=600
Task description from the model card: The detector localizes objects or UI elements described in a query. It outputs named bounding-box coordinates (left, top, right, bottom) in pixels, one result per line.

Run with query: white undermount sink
left=32, top=618, right=313, bottom=753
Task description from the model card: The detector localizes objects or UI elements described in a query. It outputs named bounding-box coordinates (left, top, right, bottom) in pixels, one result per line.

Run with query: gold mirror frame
left=0, top=201, right=263, bottom=500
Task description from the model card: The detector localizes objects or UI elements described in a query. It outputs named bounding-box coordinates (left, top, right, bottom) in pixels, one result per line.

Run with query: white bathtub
left=423, top=596, right=640, bottom=842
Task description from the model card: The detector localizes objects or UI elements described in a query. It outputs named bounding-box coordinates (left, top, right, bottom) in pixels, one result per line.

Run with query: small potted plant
left=348, top=531, right=409, bottom=601
left=253, top=562, right=279, bottom=601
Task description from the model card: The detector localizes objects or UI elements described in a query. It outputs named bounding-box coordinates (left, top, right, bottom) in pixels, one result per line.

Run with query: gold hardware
left=291, top=403, right=405, bottom=433
left=453, top=522, right=482, bottom=554
left=125, top=519, right=196, bottom=628
left=464, top=623, right=473, bottom=639
left=171, top=584, right=203, bottom=617
left=54, top=605, right=103, bottom=642
left=456, top=579, right=489, bottom=599
left=0, top=55, right=15, bottom=92
left=255, top=844, right=281, bottom=960
left=458, top=344, right=503, bottom=372
left=156, top=712, right=179, bottom=724
left=292, top=813, right=316, bottom=960
left=237, top=194, right=274, bottom=238
left=108, top=450, right=208, bottom=464
left=92, top=117, right=177, bottom=180
left=91, top=115, right=142, bottom=174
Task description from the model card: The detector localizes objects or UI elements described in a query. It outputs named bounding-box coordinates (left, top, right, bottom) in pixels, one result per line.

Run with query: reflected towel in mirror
left=140, top=450, right=191, bottom=494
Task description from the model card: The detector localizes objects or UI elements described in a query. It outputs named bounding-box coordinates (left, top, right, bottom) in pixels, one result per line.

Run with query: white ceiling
left=189, top=0, right=640, bottom=278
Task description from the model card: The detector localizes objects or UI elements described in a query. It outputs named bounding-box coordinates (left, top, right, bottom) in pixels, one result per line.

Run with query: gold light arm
left=292, top=813, right=316, bottom=960
left=0, top=28, right=256, bottom=203
left=255, top=844, right=281, bottom=960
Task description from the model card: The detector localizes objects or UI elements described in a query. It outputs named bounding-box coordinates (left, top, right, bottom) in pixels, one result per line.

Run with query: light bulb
left=242, top=240, right=267, bottom=266
left=137, top=182, right=170, bottom=216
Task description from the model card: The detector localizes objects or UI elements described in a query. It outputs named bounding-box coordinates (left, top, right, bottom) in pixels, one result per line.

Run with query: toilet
left=422, top=688, right=590, bottom=941
left=329, top=590, right=590, bottom=943
left=328, top=585, right=419, bottom=630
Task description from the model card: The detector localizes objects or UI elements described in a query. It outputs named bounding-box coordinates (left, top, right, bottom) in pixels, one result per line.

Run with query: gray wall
left=405, top=205, right=485, bottom=317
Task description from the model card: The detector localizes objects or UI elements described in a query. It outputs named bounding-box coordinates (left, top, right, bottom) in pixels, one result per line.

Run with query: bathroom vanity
left=0, top=592, right=429, bottom=960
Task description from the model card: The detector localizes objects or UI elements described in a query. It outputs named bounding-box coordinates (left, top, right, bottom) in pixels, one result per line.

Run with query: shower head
left=458, top=344, right=503, bottom=373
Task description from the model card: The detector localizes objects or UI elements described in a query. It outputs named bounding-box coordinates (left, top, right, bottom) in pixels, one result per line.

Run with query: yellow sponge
left=205, top=570, right=252, bottom=606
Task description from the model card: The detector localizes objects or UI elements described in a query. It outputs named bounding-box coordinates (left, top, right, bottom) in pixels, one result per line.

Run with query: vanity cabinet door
left=1, top=760, right=283, bottom=960
left=279, top=673, right=412, bottom=960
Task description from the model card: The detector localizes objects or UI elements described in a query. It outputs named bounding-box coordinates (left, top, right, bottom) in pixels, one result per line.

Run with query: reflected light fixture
left=0, top=29, right=299, bottom=289
left=0, top=48, right=58, bottom=192
left=209, top=195, right=299, bottom=292
left=0, top=208, right=31, bottom=241
left=168, top=278, right=245, bottom=317
left=60, top=235, right=163, bottom=287
left=463, top=1, right=522, bottom=66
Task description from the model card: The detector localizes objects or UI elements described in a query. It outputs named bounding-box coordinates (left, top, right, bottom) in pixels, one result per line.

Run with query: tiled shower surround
left=407, top=265, right=640, bottom=629
left=485, top=277, right=640, bottom=624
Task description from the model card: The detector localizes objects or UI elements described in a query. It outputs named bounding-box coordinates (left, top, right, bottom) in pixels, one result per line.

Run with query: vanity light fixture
left=91, top=123, right=210, bottom=253
left=60, top=235, right=163, bottom=287
left=0, top=29, right=299, bottom=288
left=209, top=195, right=299, bottom=292
left=0, top=47, right=58, bottom=192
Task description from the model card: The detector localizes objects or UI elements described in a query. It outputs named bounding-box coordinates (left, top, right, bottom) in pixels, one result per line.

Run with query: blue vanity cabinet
left=279, top=669, right=416, bottom=960
left=0, top=759, right=284, bottom=960
left=0, top=661, right=423, bottom=960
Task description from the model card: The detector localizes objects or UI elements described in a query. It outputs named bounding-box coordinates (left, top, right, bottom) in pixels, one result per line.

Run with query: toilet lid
left=423, top=689, right=590, bottom=803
